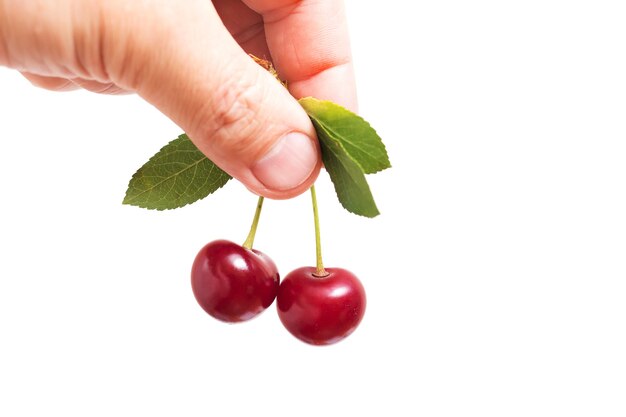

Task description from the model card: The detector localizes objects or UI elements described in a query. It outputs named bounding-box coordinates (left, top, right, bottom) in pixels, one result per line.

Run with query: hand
left=0, top=0, right=357, bottom=199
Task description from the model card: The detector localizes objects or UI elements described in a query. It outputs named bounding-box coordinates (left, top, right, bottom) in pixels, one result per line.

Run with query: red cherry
left=191, top=240, right=279, bottom=323
left=277, top=267, right=366, bottom=345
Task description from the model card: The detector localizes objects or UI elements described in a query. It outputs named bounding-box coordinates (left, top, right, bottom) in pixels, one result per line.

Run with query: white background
left=1, top=1, right=625, bottom=416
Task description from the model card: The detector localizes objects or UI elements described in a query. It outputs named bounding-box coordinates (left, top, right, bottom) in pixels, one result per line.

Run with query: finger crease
left=289, top=59, right=352, bottom=84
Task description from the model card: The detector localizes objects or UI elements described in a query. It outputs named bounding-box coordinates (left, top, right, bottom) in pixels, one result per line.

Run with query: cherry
left=191, top=239, right=279, bottom=323
left=277, top=267, right=366, bottom=345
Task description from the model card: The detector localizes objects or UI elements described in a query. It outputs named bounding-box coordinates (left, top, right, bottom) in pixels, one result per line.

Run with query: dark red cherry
left=277, top=267, right=366, bottom=345
left=191, top=240, right=279, bottom=322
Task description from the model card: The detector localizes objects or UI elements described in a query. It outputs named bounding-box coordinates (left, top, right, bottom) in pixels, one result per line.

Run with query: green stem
left=242, top=196, right=264, bottom=250
left=310, top=185, right=328, bottom=277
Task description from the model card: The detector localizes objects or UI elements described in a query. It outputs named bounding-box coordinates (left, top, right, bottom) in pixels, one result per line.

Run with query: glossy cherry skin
left=191, top=240, right=279, bottom=322
left=277, top=267, right=366, bottom=345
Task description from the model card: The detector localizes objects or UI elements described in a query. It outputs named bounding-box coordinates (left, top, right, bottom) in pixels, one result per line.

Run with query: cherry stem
left=242, top=196, right=264, bottom=250
left=310, top=185, right=328, bottom=277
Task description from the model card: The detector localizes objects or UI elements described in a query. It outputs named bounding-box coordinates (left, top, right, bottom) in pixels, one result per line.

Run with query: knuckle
left=213, top=77, right=261, bottom=132
left=208, top=74, right=269, bottom=157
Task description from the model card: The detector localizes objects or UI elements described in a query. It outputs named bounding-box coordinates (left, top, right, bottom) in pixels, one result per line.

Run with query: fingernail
left=252, top=132, right=317, bottom=191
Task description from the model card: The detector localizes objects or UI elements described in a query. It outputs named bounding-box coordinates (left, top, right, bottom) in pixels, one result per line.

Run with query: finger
left=212, top=0, right=270, bottom=59
left=244, top=0, right=358, bottom=111
left=20, top=72, right=79, bottom=92
left=108, top=1, right=321, bottom=199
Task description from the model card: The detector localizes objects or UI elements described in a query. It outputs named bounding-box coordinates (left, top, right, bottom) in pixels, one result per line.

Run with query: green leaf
left=319, top=131, right=380, bottom=217
left=123, top=134, right=231, bottom=210
left=299, top=97, right=390, bottom=174
left=299, top=97, right=389, bottom=217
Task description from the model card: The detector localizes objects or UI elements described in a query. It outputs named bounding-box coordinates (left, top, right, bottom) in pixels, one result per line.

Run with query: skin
left=0, top=0, right=357, bottom=199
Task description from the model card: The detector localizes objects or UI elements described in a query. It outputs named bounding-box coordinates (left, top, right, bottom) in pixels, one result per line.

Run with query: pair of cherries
left=190, top=239, right=366, bottom=345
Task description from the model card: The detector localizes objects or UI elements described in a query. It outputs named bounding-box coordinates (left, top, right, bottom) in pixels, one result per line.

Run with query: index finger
left=243, top=0, right=357, bottom=111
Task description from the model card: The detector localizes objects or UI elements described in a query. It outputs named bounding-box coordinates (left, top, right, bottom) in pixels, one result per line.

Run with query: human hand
left=0, top=0, right=356, bottom=199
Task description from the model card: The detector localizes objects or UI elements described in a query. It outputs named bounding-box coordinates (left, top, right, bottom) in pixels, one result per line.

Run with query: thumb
left=119, top=7, right=321, bottom=199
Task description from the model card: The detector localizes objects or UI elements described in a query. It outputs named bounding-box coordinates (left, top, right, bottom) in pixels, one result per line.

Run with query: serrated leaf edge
left=300, top=97, right=391, bottom=175
left=122, top=135, right=232, bottom=211
left=318, top=133, right=380, bottom=218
